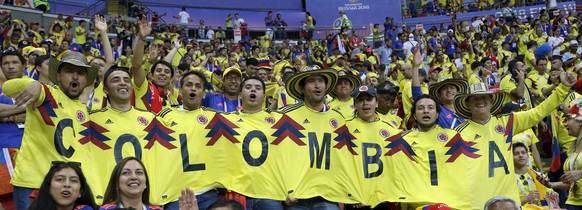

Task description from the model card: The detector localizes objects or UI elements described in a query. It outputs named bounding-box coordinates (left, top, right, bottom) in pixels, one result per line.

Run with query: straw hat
left=330, top=70, right=361, bottom=98
left=48, top=51, right=97, bottom=87
left=454, top=83, right=506, bottom=119
left=285, top=65, right=338, bottom=100
left=429, top=78, right=468, bottom=105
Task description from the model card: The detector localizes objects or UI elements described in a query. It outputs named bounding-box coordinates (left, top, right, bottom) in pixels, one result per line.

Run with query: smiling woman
left=100, top=157, right=162, bottom=210
left=28, top=161, right=98, bottom=210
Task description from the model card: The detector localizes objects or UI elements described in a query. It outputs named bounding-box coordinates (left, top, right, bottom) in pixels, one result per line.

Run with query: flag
left=337, top=35, right=346, bottom=54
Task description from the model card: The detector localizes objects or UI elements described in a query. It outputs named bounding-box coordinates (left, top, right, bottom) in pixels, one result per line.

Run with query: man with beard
left=157, top=70, right=220, bottom=210
left=2, top=51, right=97, bottom=210
left=329, top=70, right=361, bottom=118
left=203, top=67, right=243, bottom=112
left=133, top=17, right=181, bottom=113
left=453, top=67, right=575, bottom=209
left=80, top=67, right=157, bottom=204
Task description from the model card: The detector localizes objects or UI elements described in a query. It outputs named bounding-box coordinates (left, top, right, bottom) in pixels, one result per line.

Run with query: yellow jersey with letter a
left=455, top=83, right=570, bottom=209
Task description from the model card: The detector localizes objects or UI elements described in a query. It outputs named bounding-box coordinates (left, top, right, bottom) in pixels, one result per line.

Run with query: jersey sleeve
left=2, top=77, right=46, bottom=107
left=512, top=84, right=569, bottom=134
left=500, top=76, right=516, bottom=94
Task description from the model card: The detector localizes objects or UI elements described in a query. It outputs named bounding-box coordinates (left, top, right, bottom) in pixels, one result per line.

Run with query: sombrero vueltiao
left=285, top=65, right=338, bottom=100
left=48, top=51, right=97, bottom=87
left=330, top=70, right=361, bottom=98
left=429, top=78, right=468, bottom=105
left=454, top=83, right=506, bottom=119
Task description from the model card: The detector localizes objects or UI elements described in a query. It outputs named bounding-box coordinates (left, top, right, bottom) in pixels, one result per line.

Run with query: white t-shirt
left=403, top=40, right=418, bottom=59
left=547, top=36, right=564, bottom=56
left=206, top=29, right=215, bottom=40
left=234, top=18, right=245, bottom=29
left=179, top=11, right=190, bottom=24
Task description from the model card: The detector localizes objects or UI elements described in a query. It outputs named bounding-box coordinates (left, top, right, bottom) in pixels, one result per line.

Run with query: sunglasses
left=51, top=161, right=81, bottom=168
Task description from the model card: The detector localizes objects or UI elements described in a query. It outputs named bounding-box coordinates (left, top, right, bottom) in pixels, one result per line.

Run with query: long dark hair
left=102, top=157, right=152, bottom=206
left=28, top=162, right=97, bottom=210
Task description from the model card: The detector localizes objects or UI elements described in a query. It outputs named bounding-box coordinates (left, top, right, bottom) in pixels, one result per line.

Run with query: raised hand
left=149, top=44, right=159, bottom=61
left=173, top=38, right=183, bottom=49
left=412, top=44, right=423, bottom=67
left=560, top=70, right=577, bottom=87
left=178, top=187, right=199, bottom=210
left=94, top=15, right=108, bottom=32
left=137, top=17, right=152, bottom=40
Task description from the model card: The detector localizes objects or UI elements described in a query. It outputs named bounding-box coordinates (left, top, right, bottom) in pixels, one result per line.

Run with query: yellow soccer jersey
left=468, top=74, right=483, bottom=85
left=88, top=83, right=107, bottom=112
left=75, top=26, right=86, bottom=44
left=524, top=51, right=536, bottom=70
left=526, top=73, right=549, bottom=99
left=379, top=112, right=402, bottom=129
left=2, top=78, right=89, bottom=188
left=329, top=98, right=355, bottom=118
left=500, top=75, right=534, bottom=110
left=276, top=103, right=361, bottom=203
left=565, top=151, right=582, bottom=206
left=402, top=81, right=428, bottom=118
left=512, top=129, right=540, bottom=168
left=346, top=116, right=400, bottom=205
left=454, top=83, right=569, bottom=209
left=223, top=110, right=287, bottom=200
left=272, top=87, right=297, bottom=109
left=134, top=80, right=181, bottom=113
left=381, top=127, right=473, bottom=209
left=52, top=30, right=66, bottom=46
left=153, top=107, right=222, bottom=205
left=79, top=107, right=157, bottom=204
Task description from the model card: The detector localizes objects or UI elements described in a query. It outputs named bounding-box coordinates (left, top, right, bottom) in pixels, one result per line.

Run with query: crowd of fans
left=402, top=0, right=570, bottom=18
left=3, top=0, right=582, bottom=209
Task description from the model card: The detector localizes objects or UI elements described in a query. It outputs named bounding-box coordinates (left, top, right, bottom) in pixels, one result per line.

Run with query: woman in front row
left=28, top=161, right=98, bottom=210
left=100, top=157, right=161, bottom=210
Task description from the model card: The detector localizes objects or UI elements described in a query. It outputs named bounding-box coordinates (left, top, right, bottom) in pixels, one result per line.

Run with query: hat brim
left=48, top=57, right=97, bottom=88
left=454, top=91, right=506, bottom=119
left=285, top=68, right=338, bottom=100
left=330, top=74, right=361, bottom=98
left=429, top=78, right=468, bottom=105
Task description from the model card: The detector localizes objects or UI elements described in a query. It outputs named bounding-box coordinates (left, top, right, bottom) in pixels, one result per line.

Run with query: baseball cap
left=352, top=85, right=377, bottom=99
left=223, top=67, right=242, bottom=77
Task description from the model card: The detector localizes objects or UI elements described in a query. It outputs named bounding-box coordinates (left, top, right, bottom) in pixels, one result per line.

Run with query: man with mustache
left=2, top=51, right=97, bottom=210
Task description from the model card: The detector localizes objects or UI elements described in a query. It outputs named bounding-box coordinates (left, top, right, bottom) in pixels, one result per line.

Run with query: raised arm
left=163, top=38, right=182, bottom=63
left=132, top=17, right=152, bottom=88
left=513, top=71, right=576, bottom=133
left=410, top=44, right=424, bottom=101
left=94, top=15, right=114, bottom=69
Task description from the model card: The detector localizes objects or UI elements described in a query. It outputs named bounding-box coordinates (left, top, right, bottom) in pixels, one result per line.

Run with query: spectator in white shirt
left=233, top=13, right=245, bottom=30
left=173, top=7, right=193, bottom=35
